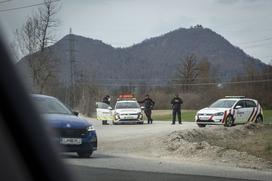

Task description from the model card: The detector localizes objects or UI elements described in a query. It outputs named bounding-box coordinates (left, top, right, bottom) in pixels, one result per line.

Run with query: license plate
left=60, top=138, right=82, bottom=145
left=124, top=116, right=134, bottom=119
left=200, top=116, right=209, bottom=120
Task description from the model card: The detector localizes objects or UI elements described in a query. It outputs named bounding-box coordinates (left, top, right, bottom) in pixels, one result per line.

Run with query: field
left=150, top=109, right=272, bottom=123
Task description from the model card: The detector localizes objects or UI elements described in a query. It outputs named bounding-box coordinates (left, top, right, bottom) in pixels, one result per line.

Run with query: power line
left=0, top=0, right=60, bottom=12
left=238, top=37, right=272, bottom=45
left=93, top=72, right=272, bottom=82
left=243, top=41, right=272, bottom=49
left=74, top=78, right=272, bottom=87
left=0, top=0, right=11, bottom=4
left=259, top=55, right=272, bottom=60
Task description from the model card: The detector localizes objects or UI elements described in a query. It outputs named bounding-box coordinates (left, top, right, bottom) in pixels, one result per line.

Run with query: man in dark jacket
left=102, top=95, right=111, bottom=125
left=171, top=94, right=183, bottom=125
left=138, top=94, right=155, bottom=124
left=102, top=95, right=111, bottom=105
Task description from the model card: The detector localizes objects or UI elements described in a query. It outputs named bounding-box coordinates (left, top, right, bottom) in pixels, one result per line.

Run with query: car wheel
left=77, top=150, right=93, bottom=158
left=255, top=115, right=263, bottom=123
left=197, top=124, right=206, bottom=128
left=224, top=115, right=234, bottom=127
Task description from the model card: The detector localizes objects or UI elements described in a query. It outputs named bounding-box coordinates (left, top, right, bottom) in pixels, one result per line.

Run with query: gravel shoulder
left=84, top=118, right=272, bottom=171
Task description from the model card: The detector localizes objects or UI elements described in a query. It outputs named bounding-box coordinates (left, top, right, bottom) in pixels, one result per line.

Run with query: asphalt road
left=64, top=120, right=272, bottom=181
left=69, top=165, right=253, bottom=181
left=65, top=152, right=271, bottom=181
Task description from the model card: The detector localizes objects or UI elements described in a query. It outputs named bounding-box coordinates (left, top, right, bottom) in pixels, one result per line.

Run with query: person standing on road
left=102, top=95, right=111, bottom=105
left=102, top=95, right=111, bottom=125
left=138, top=94, right=155, bottom=124
left=171, top=94, right=183, bottom=125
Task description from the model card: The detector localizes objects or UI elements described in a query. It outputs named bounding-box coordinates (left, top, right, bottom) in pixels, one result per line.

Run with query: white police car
left=195, top=96, right=263, bottom=127
left=113, top=94, right=143, bottom=124
left=96, top=94, right=143, bottom=125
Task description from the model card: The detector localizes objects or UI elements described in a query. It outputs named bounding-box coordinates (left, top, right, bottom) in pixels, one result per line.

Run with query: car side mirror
left=235, top=105, right=242, bottom=109
left=73, top=111, right=79, bottom=116
left=108, top=106, right=113, bottom=110
left=140, top=106, right=145, bottom=110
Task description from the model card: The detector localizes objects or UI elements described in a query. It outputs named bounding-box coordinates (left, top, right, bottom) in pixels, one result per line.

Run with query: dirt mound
left=162, top=123, right=272, bottom=169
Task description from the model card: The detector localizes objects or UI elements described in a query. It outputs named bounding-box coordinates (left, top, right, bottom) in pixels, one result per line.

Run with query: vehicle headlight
left=87, top=125, right=95, bottom=131
left=115, top=114, right=120, bottom=119
left=214, top=112, right=224, bottom=116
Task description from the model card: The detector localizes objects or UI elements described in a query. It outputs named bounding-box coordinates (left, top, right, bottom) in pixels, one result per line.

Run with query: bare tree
left=175, top=54, right=199, bottom=92
left=76, top=70, right=105, bottom=116
left=16, top=0, right=60, bottom=93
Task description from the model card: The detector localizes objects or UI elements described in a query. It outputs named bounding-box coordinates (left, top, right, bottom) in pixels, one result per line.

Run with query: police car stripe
left=254, top=104, right=261, bottom=122
left=209, top=115, right=214, bottom=120
left=249, top=107, right=257, bottom=122
left=222, top=111, right=227, bottom=123
left=250, top=106, right=259, bottom=122
left=247, top=108, right=255, bottom=122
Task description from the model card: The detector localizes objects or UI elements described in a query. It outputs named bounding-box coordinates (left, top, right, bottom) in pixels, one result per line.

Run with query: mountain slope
left=17, top=26, right=268, bottom=86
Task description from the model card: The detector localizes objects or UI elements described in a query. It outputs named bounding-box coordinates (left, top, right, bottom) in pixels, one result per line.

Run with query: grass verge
left=151, top=109, right=272, bottom=123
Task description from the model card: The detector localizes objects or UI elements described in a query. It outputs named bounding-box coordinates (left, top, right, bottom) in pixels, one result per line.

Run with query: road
left=64, top=120, right=272, bottom=181
left=69, top=165, right=252, bottom=181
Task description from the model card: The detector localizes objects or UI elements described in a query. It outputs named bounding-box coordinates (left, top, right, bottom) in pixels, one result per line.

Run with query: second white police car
left=195, top=96, right=263, bottom=127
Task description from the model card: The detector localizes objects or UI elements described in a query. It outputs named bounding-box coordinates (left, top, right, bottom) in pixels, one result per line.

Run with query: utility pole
left=65, top=28, right=76, bottom=107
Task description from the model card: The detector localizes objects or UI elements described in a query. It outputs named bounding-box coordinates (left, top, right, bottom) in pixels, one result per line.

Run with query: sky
left=0, top=0, right=272, bottom=64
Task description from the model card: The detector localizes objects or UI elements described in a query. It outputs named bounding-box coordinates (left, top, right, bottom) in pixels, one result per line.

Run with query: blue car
left=32, top=94, right=97, bottom=158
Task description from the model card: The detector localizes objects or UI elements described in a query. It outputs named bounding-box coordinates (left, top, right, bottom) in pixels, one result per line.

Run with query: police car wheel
left=197, top=124, right=206, bottom=128
left=255, top=115, right=263, bottom=123
left=77, top=151, right=93, bottom=158
left=224, top=116, right=233, bottom=127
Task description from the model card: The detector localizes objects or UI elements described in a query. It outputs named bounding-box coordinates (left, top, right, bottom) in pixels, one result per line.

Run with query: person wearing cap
left=138, top=94, right=155, bottom=124
left=171, top=94, right=183, bottom=125
left=102, top=95, right=111, bottom=105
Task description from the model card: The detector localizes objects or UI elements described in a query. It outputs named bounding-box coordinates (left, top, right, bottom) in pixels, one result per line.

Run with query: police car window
left=246, top=100, right=257, bottom=108
left=116, top=102, right=140, bottom=109
left=209, top=100, right=236, bottom=108
left=33, top=97, right=72, bottom=115
left=235, top=100, right=246, bottom=108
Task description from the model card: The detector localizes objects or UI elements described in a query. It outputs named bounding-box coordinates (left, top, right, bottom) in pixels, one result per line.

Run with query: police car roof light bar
left=117, top=94, right=136, bottom=101
left=225, top=96, right=246, bottom=99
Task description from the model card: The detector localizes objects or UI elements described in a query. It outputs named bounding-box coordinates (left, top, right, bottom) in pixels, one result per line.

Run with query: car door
left=245, top=100, right=257, bottom=122
left=96, top=102, right=113, bottom=121
left=234, top=100, right=247, bottom=124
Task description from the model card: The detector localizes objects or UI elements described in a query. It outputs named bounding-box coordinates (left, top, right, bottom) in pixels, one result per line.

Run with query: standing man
left=102, top=95, right=111, bottom=105
left=171, top=94, right=183, bottom=125
left=138, top=94, right=155, bottom=124
left=102, top=95, right=111, bottom=125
